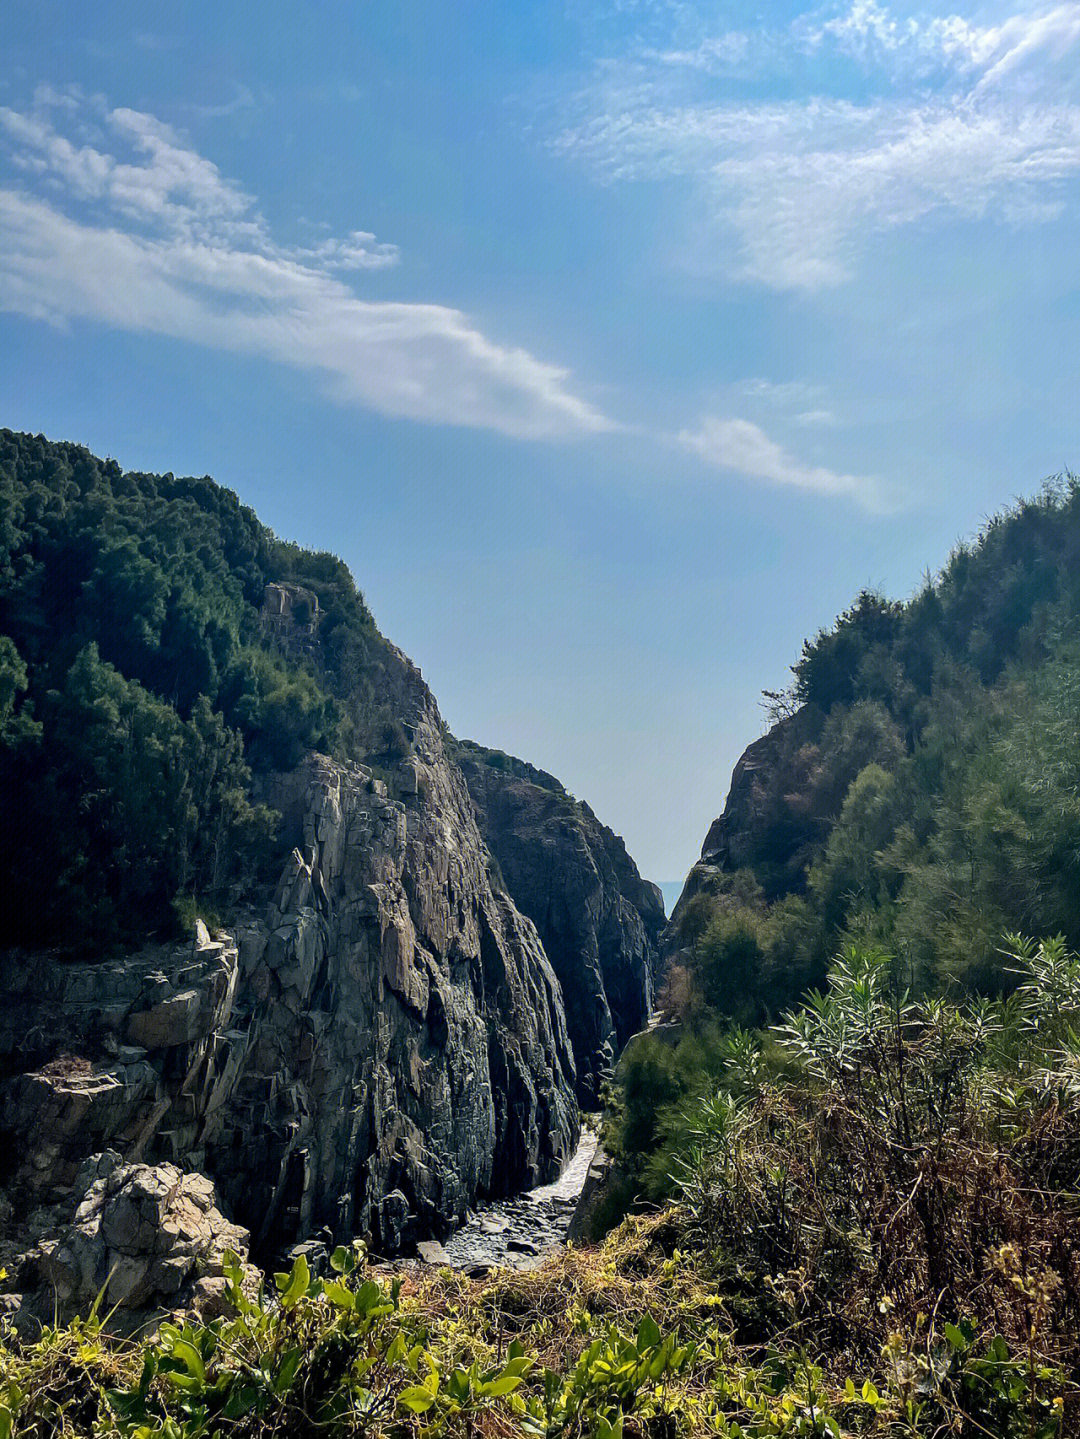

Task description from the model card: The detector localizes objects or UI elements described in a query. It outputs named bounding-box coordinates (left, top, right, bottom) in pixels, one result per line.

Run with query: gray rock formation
left=456, top=743, right=664, bottom=1107
left=0, top=648, right=579, bottom=1275
left=40, top=1158, right=251, bottom=1313
left=665, top=708, right=822, bottom=943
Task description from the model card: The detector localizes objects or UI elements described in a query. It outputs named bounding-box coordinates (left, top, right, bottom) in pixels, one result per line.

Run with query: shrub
left=3, top=1216, right=1074, bottom=1438
left=670, top=939, right=1080, bottom=1374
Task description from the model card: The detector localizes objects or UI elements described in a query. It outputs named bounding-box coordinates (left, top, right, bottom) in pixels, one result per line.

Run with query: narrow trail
left=441, top=1123, right=599, bottom=1272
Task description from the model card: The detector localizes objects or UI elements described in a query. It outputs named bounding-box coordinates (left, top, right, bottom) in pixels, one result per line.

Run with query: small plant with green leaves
left=516, top=1313, right=696, bottom=1438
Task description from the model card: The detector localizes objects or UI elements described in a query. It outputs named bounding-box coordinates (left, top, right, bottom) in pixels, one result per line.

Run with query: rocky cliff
left=0, top=645, right=579, bottom=1276
left=455, top=743, right=665, bottom=1107
left=0, top=431, right=667, bottom=1319
left=664, top=707, right=825, bottom=949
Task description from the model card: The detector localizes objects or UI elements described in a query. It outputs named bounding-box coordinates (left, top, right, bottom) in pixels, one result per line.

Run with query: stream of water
left=441, top=1123, right=599, bottom=1273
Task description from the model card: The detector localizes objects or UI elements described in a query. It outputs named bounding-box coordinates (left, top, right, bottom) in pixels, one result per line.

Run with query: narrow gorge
left=0, top=431, right=662, bottom=1327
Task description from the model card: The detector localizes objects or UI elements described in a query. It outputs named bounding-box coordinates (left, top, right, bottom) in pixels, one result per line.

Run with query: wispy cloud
left=553, top=1, right=1080, bottom=289
left=737, top=377, right=832, bottom=411
left=0, top=92, right=612, bottom=439
left=733, top=377, right=838, bottom=426
left=677, top=415, right=886, bottom=508
left=805, top=0, right=1080, bottom=87
left=0, top=88, right=896, bottom=506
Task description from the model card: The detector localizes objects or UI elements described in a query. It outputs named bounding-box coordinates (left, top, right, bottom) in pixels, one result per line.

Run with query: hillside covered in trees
left=612, top=476, right=1080, bottom=1201
left=0, top=429, right=417, bottom=947
left=670, top=476, right=1080, bottom=1015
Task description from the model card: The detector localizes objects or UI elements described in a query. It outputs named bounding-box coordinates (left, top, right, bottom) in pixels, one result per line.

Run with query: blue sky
left=2, top=0, right=1079, bottom=888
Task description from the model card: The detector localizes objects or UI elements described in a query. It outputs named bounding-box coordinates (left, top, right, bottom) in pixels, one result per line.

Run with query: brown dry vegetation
left=7, top=940, right=1080, bottom=1437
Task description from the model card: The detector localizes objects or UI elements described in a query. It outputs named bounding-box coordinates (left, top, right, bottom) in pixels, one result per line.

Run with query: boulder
left=416, top=1239, right=450, bottom=1265
left=126, top=990, right=203, bottom=1049
left=41, top=1161, right=249, bottom=1312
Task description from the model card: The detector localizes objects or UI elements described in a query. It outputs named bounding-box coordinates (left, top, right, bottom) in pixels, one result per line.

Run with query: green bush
left=669, top=938, right=1080, bottom=1378
left=2, top=1211, right=1074, bottom=1438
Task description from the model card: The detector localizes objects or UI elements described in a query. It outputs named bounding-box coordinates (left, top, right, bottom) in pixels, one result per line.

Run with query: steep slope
left=456, top=742, right=664, bottom=1106
left=2, top=696, right=578, bottom=1260
left=0, top=431, right=590, bottom=1259
left=665, top=705, right=824, bottom=939
left=663, top=478, right=1080, bottom=1021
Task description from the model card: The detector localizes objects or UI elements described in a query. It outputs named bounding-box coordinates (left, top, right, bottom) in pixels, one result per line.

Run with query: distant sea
left=657, top=881, right=684, bottom=918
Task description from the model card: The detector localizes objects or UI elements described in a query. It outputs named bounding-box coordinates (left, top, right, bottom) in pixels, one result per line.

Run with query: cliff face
left=665, top=708, right=824, bottom=946
left=0, top=431, right=665, bottom=1291
left=0, top=647, right=578, bottom=1261
left=456, top=744, right=665, bottom=1107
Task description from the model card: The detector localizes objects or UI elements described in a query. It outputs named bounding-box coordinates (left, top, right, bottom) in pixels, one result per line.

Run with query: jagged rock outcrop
left=0, top=648, right=578, bottom=1275
left=41, top=1158, right=250, bottom=1310
left=0, top=430, right=665, bottom=1321
left=456, top=743, right=664, bottom=1107
left=1, top=1155, right=260, bottom=1334
left=665, top=708, right=822, bottom=945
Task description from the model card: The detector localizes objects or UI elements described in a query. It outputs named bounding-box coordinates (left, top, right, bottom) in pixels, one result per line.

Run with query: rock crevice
left=1, top=660, right=579, bottom=1271
left=457, top=744, right=664, bottom=1106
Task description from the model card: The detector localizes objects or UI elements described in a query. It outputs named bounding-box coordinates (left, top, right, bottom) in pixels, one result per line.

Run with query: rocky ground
left=431, top=1123, right=600, bottom=1274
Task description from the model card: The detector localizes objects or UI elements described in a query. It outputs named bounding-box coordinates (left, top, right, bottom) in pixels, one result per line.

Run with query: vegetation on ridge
left=610, top=475, right=1080, bottom=1202
left=694, top=478, right=1080, bottom=1007
left=0, top=430, right=409, bottom=947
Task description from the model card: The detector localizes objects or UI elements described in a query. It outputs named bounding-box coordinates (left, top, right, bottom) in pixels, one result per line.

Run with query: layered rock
left=456, top=743, right=664, bottom=1106
left=0, top=430, right=664, bottom=1321
left=0, top=648, right=578, bottom=1273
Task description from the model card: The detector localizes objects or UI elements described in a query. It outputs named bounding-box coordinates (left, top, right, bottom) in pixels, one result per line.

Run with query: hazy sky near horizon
left=2, top=0, right=1079, bottom=884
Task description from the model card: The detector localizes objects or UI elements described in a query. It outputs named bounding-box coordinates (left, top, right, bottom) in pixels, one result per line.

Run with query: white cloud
left=972, top=5, right=1080, bottom=91
left=809, top=0, right=1080, bottom=88
left=643, top=32, right=754, bottom=74
left=640, top=0, right=1080, bottom=87
left=0, top=97, right=612, bottom=439
left=805, top=0, right=1002, bottom=67
left=733, top=378, right=837, bottom=425
left=677, top=415, right=886, bottom=507
left=0, top=89, right=898, bottom=504
left=738, top=377, right=830, bottom=408
left=553, top=2, right=1080, bottom=289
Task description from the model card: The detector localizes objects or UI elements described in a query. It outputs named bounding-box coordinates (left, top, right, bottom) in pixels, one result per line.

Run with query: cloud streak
left=0, top=94, right=612, bottom=439
left=554, top=2, right=1080, bottom=289
left=0, top=89, right=893, bottom=507
left=677, top=416, right=886, bottom=508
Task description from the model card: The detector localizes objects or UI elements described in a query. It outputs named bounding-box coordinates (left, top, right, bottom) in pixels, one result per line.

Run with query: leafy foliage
left=667, top=942, right=1080, bottom=1378
left=662, top=476, right=1080, bottom=1044
left=0, top=429, right=399, bottom=945
left=1, top=1186, right=1075, bottom=1437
